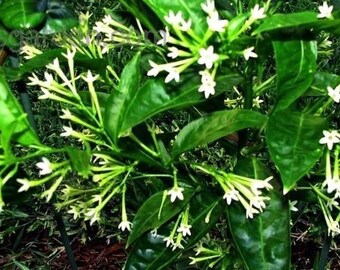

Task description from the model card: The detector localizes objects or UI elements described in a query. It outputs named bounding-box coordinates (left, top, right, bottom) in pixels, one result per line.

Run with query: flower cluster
left=147, top=0, right=266, bottom=99
left=161, top=206, right=192, bottom=250
left=193, top=164, right=273, bottom=218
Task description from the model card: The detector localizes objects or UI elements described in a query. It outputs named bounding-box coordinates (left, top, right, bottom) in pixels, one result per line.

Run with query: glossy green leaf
left=253, top=12, right=318, bottom=35
left=273, top=40, right=317, bottom=111
left=0, top=23, right=19, bottom=48
left=307, top=72, right=340, bottom=96
left=172, top=109, right=267, bottom=157
left=142, top=0, right=207, bottom=37
left=39, top=0, right=78, bottom=35
left=127, top=188, right=194, bottom=247
left=228, top=158, right=291, bottom=270
left=104, top=52, right=141, bottom=144
left=66, top=147, right=91, bottom=177
left=112, top=72, right=243, bottom=139
left=266, top=109, right=327, bottom=193
left=125, top=191, right=224, bottom=269
left=0, top=73, right=40, bottom=146
left=0, top=0, right=46, bottom=30
left=118, top=0, right=162, bottom=32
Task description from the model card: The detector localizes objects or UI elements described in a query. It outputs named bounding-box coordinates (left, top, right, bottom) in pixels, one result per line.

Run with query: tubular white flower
left=250, top=4, right=266, bottom=20
left=147, top=60, right=163, bottom=77
left=198, top=46, right=219, bottom=69
left=163, top=236, right=175, bottom=247
left=165, top=67, right=180, bottom=83
left=167, top=47, right=180, bottom=59
left=60, top=126, right=74, bottom=137
left=317, top=1, right=333, bottom=19
left=17, top=178, right=31, bottom=192
left=164, top=10, right=184, bottom=27
left=243, top=47, right=258, bottom=60
left=180, top=18, right=192, bottom=31
left=327, top=85, right=340, bottom=103
left=223, top=188, right=239, bottom=205
left=82, top=70, right=99, bottom=83
left=198, top=80, right=216, bottom=99
left=319, top=130, right=340, bottom=150
left=167, top=187, right=184, bottom=202
left=201, top=0, right=215, bottom=15
left=177, top=224, right=192, bottom=236
left=36, top=157, right=53, bottom=176
left=118, top=220, right=132, bottom=231
left=207, top=11, right=229, bottom=32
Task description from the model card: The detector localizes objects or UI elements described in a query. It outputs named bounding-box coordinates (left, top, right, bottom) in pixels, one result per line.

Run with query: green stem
left=129, top=133, right=159, bottom=158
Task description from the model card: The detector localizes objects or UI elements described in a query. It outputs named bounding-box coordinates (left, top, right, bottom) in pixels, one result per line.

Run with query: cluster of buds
left=147, top=0, right=267, bottom=99
left=224, top=86, right=264, bottom=109
left=189, top=240, right=226, bottom=268
left=193, top=164, right=273, bottom=218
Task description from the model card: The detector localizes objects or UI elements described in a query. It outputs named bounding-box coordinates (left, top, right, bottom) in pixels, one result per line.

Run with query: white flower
left=118, top=220, right=132, bottom=231
left=82, top=70, right=99, bottom=83
left=16, top=178, right=30, bottom=192
left=253, top=96, right=264, bottom=108
left=164, top=11, right=183, bottom=27
left=250, top=196, right=268, bottom=212
left=246, top=206, right=259, bottom=219
left=60, top=126, right=74, bottom=137
left=46, top=58, right=61, bottom=72
left=103, top=14, right=114, bottom=25
left=27, top=73, right=41, bottom=86
left=243, top=47, right=258, bottom=60
left=167, top=187, right=184, bottom=202
left=207, top=11, right=229, bottom=32
left=201, top=0, right=215, bottom=15
left=317, top=1, right=333, bottom=19
left=36, top=157, right=53, bottom=176
left=177, top=224, right=192, bottom=236
left=167, top=47, right=180, bottom=59
left=198, top=82, right=216, bottom=98
left=157, top=27, right=170, bottom=45
left=165, top=67, right=180, bottom=83
left=319, top=130, right=340, bottom=150
left=180, top=18, right=192, bottom=31
left=163, top=236, right=175, bottom=247
left=250, top=4, right=266, bottom=20
left=198, top=70, right=216, bottom=98
left=172, top=242, right=184, bottom=251
left=39, top=88, right=52, bottom=100
left=198, top=46, right=219, bottom=69
left=327, top=85, right=340, bottom=103
left=62, top=48, right=76, bottom=62
left=147, top=60, right=163, bottom=77
left=223, top=189, right=239, bottom=205
left=68, top=206, right=81, bottom=220
left=60, top=108, right=72, bottom=119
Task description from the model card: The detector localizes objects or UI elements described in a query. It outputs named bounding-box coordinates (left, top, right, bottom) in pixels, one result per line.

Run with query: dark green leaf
left=39, top=0, right=78, bottom=35
left=104, top=52, right=141, bottom=144
left=127, top=188, right=194, bottom=247
left=117, top=1, right=162, bottom=32
left=112, top=72, right=243, bottom=138
left=0, top=23, right=19, bottom=48
left=125, top=191, right=224, bottom=269
left=253, top=12, right=318, bottom=35
left=66, top=147, right=91, bottom=177
left=266, top=109, right=327, bottom=193
left=0, top=0, right=46, bottom=30
left=273, top=40, right=317, bottom=111
left=0, top=72, right=40, bottom=146
left=307, top=72, right=340, bottom=96
left=172, top=109, right=267, bottom=157
left=228, top=158, right=291, bottom=270
left=142, top=0, right=207, bottom=37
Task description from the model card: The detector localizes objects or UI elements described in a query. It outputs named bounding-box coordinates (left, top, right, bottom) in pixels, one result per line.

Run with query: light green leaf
left=0, top=72, right=40, bottom=146
left=0, top=0, right=46, bottom=30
